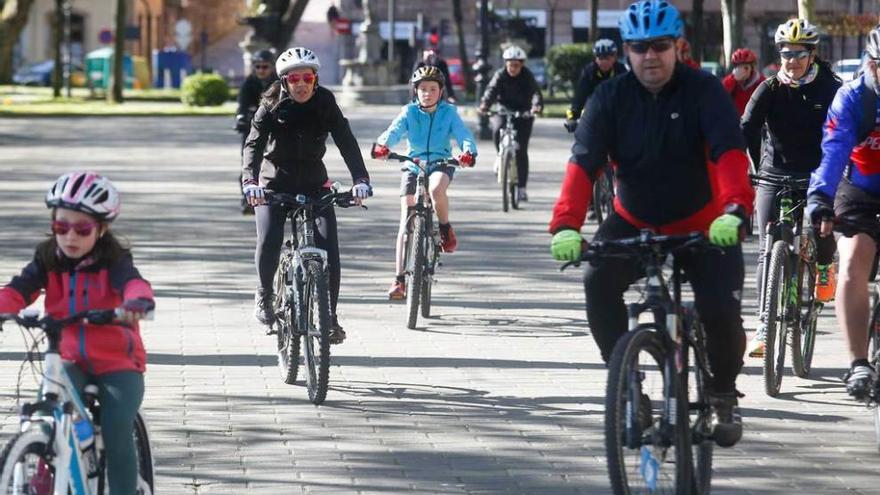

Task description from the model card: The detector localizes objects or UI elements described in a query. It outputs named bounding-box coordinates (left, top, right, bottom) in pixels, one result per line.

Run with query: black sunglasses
left=779, top=50, right=811, bottom=61
left=628, top=39, right=675, bottom=55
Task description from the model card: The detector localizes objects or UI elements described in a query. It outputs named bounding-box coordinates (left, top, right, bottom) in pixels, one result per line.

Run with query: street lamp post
left=474, top=0, right=492, bottom=140
left=63, top=0, right=72, bottom=98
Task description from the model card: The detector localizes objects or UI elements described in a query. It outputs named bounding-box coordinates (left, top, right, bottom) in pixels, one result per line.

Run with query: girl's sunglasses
left=52, top=220, right=99, bottom=237
left=285, top=73, right=315, bottom=84
left=628, top=39, right=675, bottom=55
left=780, top=50, right=810, bottom=61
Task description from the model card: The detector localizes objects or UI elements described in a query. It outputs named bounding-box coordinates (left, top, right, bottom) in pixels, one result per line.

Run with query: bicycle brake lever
left=560, top=261, right=582, bottom=271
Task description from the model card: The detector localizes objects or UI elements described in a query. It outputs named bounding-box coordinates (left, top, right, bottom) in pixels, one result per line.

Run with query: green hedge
left=546, top=43, right=593, bottom=90
left=180, top=73, right=229, bottom=107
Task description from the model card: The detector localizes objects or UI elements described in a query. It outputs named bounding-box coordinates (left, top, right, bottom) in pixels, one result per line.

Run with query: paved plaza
left=1, top=107, right=879, bottom=494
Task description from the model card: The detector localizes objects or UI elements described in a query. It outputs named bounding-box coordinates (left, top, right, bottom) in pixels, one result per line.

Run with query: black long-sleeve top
left=568, top=61, right=628, bottom=118
left=480, top=67, right=543, bottom=112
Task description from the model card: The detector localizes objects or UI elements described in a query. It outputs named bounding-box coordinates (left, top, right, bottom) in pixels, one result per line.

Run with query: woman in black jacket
left=741, top=19, right=841, bottom=357
left=242, top=47, right=372, bottom=344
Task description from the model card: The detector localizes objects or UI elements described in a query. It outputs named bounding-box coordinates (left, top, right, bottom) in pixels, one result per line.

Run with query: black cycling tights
left=583, top=213, right=746, bottom=394
left=492, top=115, right=533, bottom=188
left=255, top=203, right=341, bottom=314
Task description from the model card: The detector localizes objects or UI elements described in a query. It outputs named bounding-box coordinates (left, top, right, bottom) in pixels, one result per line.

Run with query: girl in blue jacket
left=373, top=66, right=477, bottom=299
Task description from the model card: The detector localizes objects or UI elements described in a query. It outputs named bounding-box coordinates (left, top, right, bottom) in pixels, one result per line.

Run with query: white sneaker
left=747, top=325, right=766, bottom=358
left=493, top=157, right=501, bottom=182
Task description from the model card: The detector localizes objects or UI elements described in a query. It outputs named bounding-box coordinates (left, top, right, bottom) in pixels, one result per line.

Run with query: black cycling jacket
left=480, top=67, right=544, bottom=112
left=569, top=61, right=628, bottom=118
left=741, top=66, right=841, bottom=176
left=242, top=85, right=369, bottom=193
left=236, top=74, right=273, bottom=122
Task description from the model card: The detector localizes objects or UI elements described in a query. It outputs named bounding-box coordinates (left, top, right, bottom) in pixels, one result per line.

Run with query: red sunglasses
left=52, top=220, right=99, bottom=237
left=285, top=72, right=315, bottom=84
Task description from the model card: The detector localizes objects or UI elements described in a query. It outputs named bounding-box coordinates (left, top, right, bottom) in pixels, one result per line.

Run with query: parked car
left=527, top=59, right=548, bottom=89
left=833, top=58, right=862, bottom=82
left=445, top=57, right=467, bottom=93
left=13, top=60, right=87, bottom=87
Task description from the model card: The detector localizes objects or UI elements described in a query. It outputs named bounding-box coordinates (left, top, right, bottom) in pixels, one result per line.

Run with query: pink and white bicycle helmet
left=45, top=171, right=121, bottom=221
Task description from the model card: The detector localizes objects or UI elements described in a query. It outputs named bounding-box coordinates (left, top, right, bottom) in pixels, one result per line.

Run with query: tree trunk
left=53, top=0, right=62, bottom=97
left=451, top=0, right=474, bottom=95
left=0, top=0, right=39, bottom=84
left=720, top=0, right=744, bottom=68
left=691, top=0, right=704, bottom=62
left=589, top=0, right=598, bottom=42
left=275, top=0, right=309, bottom=50
left=110, top=0, right=125, bottom=103
left=798, top=0, right=814, bottom=23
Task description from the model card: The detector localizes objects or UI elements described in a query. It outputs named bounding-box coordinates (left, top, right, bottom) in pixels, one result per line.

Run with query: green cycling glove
left=551, top=229, right=583, bottom=261
left=708, top=214, right=743, bottom=247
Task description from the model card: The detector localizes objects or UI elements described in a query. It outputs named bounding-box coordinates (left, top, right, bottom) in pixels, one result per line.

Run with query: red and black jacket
left=0, top=252, right=154, bottom=375
left=550, top=63, right=754, bottom=235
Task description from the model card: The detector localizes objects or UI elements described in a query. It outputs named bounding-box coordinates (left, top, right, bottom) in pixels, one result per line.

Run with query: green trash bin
left=86, top=48, right=134, bottom=89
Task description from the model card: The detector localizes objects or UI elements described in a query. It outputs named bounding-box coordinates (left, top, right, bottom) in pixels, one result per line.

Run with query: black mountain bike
left=375, top=148, right=459, bottom=329
left=267, top=188, right=365, bottom=405
left=751, top=174, right=822, bottom=397
left=563, top=231, right=716, bottom=494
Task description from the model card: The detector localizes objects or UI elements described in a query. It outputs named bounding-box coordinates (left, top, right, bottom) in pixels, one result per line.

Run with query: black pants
left=754, top=176, right=836, bottom=293
left=492, top=115, right=533, bottom=188
left=583, top=213, right=746, bottom=393
left=255, top=203, right=341, bottom=314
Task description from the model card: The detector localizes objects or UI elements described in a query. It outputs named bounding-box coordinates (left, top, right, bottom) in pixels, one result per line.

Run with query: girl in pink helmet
left=0, top=171, right=154, bottom=495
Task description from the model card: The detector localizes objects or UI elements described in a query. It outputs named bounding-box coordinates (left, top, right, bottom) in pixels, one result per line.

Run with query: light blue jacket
left=377, top=101, right=477, bottom=173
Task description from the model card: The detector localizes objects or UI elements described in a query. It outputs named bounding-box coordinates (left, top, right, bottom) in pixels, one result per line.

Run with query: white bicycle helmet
left=46, top=171, right=121, bottom=222
left=275, top=47, right=321, bottom=75
left=774, top=19, right=820, bottom=46
left=594, top=39, right=618, bottom=57
left=502, top=46, right=527, bottom=61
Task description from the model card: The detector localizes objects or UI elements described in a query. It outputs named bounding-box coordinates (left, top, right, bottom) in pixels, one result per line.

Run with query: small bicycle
left=563, top=231, right=716, bottom=494
left=0, top=309, right=154, bottom=495
left=488, top=108, right=533, bottom=212
left=374, top=148, right=459, bottom=329
left=267, top=187, right=366, bottom=405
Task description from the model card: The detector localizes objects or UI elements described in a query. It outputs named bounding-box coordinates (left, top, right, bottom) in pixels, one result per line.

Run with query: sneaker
left=388, top=279, right=406, bottom=300
left=518, top=187, right=528, bottom=202
left=493, top=156, right=501, bottom=179
left=253, top=288, right=275, bottom=325
left=709, top=392, right=743, bottom=448
left=329, top=316, right=346, bottom=344
left=815, top=263, right=836, bottom=303
left=747, top=324, right=766, bottom=358
left=844, top=363, right=874, bottom=400
left=440, top=224, right=458, bottom=253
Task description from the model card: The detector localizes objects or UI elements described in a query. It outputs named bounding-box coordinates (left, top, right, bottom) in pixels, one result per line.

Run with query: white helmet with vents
left=502, top=46, right=527, bottom=61
left=46, top=171, right=121, bottom=221
left=275, top=47, right=321, bottom=75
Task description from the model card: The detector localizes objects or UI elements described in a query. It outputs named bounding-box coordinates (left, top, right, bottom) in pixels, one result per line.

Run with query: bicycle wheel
left=792, top=235, right=818, bottom=378
left=420, top=216, right=435, bottom=319
left=869, top=291, right=880, bottom=452
left=0, top=429, right=55, bottom=494
left=508, top=152, right=520, bottom=210
left=763, top=240, right=791, bottom=397
left=592, top=173, right=614, bottom=223
left=682, top=304, right=713, bottom=494
left=274, top=256, right=300, bottom=385
left=406, top=214, right=426, bottom=329
left=302, top=260, right=331, bottom=404
left=500, top=149, right=514, bottom=212
left=132, top=413, right=155, bottom=495
left=606, top=327, right=691, bottom=494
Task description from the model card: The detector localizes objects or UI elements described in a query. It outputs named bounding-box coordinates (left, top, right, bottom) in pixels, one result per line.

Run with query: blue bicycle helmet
left=619, top=0, right=684, bottom=42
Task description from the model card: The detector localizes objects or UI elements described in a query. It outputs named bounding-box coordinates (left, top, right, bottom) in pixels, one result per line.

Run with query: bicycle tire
left=406, top=215, right=426, bottom=329
left=763, top=240, right=790, bottom=397
left=509, top=151, right=520, bottom=210
left=274, top=256, right=300, bottom=385
left=420, top=217, right=434, bottom=319
left=0, top=429, right=55, bottom=494
left=792, top=235, right=818, bottom=378
left=682, top=303, right=713, bottom=494
left=132, top=412, right=155, bottom=495
left=302, top=261, right=331, bottom=405
left=869, top=292, right=880, bottom=452
left=501, top=149, right=513, bottom=212
left=605, top=327, right=691, bottom=494
left=592, top=173, right=614, bottom=224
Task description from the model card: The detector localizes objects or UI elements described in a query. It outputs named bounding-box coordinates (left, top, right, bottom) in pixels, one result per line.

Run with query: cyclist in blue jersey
left=808, top=27, right=880, bottom=399
left=374, top=66, right=477, bottom=300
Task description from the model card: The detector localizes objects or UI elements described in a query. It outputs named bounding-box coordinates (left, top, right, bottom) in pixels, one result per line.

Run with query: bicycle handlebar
left=485, top=109, right=535, bottom=119
left=749, top=174, right=810, bottom=190
left=266, top=188, right=366, bottom=210
left=560, top=231, right=710, bottom=271
left=0, top=309, right=125, bottom=334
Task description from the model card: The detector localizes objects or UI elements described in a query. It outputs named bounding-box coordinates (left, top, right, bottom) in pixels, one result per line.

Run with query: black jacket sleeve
left=480, top=70, right=502, bottom=108
left=741, top=79, right=773, bottom=170
left=571, top=83, right=611, bottom=178
left=569, top=64, right=594, bottom=118
left=236, top=77, right=261, bottom=118
left=242, top=104, right=271, bottom=185
left=5, top=254, right=47, bottom=303
left=326, top=93, right=370, bottom=184
left=527, top=69, right=544, bottom=109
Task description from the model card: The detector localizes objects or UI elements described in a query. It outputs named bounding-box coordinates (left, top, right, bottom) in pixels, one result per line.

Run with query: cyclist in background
left=741, top=19, right=840, bottom=357
left=565, top=39, right=628, bottom=133
left=0, top=172, right=154, bottom=495
left=235, top=49, right=276, bottom=214
left=722, top=48, right=764, bottom=117
left=676, top=38, right=700, bottom=69
left=374, top=66, right=477, bottom=300
left=412, top=48, right=457, bottom=103
left=808, top=27, right=880, bottom=399
left=242, top=47, right=372, bottom=344
left=479, top=45, right=543, bottom=203
left=549, top=0, right=753, bottom=447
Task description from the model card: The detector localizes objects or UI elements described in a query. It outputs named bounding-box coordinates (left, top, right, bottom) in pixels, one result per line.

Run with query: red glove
left=457, top=151, right=475, bottom=167
left=371, top=143, right=390, bottom=160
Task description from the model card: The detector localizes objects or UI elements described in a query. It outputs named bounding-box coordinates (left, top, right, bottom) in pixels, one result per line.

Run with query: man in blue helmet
left=565, top=38, right=628, bottom=133
left=549, top=0, right=754, bottom=447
